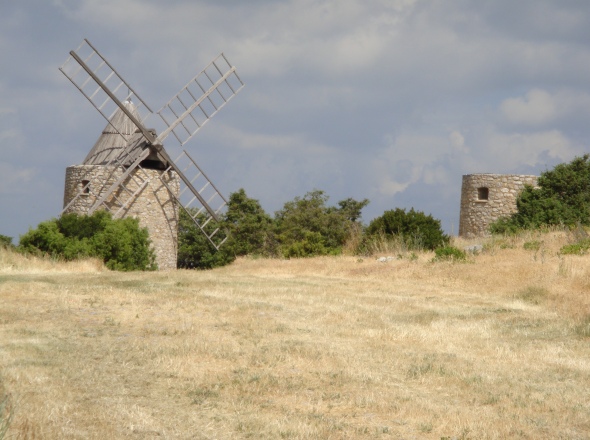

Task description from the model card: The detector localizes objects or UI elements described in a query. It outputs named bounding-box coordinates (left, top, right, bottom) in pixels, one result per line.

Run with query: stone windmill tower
left=458, top=173, right=538, bottom=238
left=60, top=39, right=244, bottom=269
left=63, top=101, right=181, bottom=269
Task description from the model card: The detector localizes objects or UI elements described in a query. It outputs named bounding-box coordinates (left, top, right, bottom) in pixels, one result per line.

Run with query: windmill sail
left=59, top=39, right=153, bottom=140
left=60, top=39, right=244, bottom=251
left=156, top=53, right=244, bottom=146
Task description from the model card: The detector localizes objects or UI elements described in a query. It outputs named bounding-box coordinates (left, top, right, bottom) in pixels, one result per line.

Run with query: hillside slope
left=1, top=231, right=589, bottom=439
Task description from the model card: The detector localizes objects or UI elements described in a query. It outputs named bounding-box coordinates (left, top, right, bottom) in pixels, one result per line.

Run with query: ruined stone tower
left=458, top=174, right=538, bottom=238
left=63, top=102, right=180, bottom=270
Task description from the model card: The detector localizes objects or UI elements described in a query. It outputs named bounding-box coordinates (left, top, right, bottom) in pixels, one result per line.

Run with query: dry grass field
left=1, top=230, right=589, bottom=439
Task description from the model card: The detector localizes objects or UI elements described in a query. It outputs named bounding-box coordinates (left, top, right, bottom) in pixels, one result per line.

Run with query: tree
left=491, top=155, right=590, bottom=232
left=274, top=190, right=369, bottom=257
left=366, top=208, right=449, bottom=250
left=224, top=189, right=275, bottom=257
left=18, top=211, right=156, bottom=271
left=337, top=197, right=370, bottom=222
left=177, top=189, right=274, bottom=269
left=177, top=188, right=370, bottom=263
left=177, top=209, right=234, bottom=269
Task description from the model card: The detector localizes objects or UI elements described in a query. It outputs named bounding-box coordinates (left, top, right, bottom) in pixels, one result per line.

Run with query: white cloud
left=485, top=130, right=576, bottom=168
left=498, top=88, right=590, bottom=136
left=374, top=133, right=453, bottom=196
left=501, top=89, right=556, bottom=125
left=3, top=0, right=590, bottom=241
left=378, top=179, right=411, bottom=196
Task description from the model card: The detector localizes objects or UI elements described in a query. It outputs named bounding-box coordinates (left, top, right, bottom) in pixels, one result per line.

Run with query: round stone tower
left=458, top=174, right=538, bottom=238
left=63, top=101, right=180, bottom=270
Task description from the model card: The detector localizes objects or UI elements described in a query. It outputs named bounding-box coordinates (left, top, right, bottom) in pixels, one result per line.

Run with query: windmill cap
left=82, top=101, right=143, bottom=165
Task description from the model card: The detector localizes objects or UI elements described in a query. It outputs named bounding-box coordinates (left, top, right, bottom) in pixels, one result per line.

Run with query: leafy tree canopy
left=178, top=189, right=369, bottom=264
left=224, top=188, right=275, bottom=257
left=177, top=189, right=273, bottom=269
left=274, top=190, right=369, bottom=257
left=177, top=208, right=234, bottom=270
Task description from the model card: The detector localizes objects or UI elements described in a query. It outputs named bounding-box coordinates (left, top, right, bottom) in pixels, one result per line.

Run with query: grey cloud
left=1, top=0, right=590, bottom=242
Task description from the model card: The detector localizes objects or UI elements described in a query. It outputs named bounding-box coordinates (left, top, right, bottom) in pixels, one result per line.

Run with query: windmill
left=60, top=39, right=244, bottom=269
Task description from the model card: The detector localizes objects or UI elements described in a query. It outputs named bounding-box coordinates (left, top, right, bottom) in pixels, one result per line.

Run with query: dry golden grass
left=1, top=231, right=589, bottom=439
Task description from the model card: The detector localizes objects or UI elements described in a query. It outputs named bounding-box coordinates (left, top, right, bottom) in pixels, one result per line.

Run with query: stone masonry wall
left=64, top=165, right=180, bottom=270
left=459, top=174, right=538, bottom=238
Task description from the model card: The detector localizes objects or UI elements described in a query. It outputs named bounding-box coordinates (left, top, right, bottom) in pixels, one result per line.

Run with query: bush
left=177, top=189, right=274, bottom=269
left=282, top=231, right=331, bottom=258
left=489, top=216, right=521, bottom=235
left=491, top=155, right=590, bottom=232
left=92, top=217, right=157, bottom=271
left=560, top=239, right=590, bottom=256
left=18, top=220, right=69, bottom=257
left=178, top=189, right=370, bottom=263
left=0, top=235, right=14, bottom=249
left=274, top=190, right=368, bottom=258
left=432, top=246, right=467, bottom=262
left=177, top=209, right=235, bottom=270
left=365, top=208, right=449, bottom=251
left=18, top=211, right=156, bottom=271
left=523, top=240, right=543, bottom=251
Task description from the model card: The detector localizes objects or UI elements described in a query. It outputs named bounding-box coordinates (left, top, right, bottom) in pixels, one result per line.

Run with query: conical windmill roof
left=83, top=101, right=144, bottom=165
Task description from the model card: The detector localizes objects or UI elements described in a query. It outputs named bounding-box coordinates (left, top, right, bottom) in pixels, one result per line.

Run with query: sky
left=1, top=0, right=590, bottom=242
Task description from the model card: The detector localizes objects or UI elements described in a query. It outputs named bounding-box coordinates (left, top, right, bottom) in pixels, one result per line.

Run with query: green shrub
left=178, top=210, right=236, bottom=269
left=177, top=189, right=276, bottom=269
left=432, top=246, right=466, bottom=262
left=274, top=190, right=368, bottom=258
left=18, top=220, right=68, bottom=257
left=366, top=208, right=449, bottom=251
left=0, top=235, right=14, bottom=249
left=178, top=189, right=369, bottom=263
left=92, top=216, right=157, bottom=271
left=282, top=231, right=330, bottom=258
left=489, top=216, right=521, bottom=235
left=177, top=209, right=235, bottom=270
left=523, top=240, right=543, bottom=251
left=491, top=155, right=590, bottom=232
left=560, top=239, right=590, bottom=256
left=18, top=211, right=156, bottom=271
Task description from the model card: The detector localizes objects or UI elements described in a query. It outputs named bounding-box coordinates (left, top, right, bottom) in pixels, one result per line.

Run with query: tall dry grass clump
left=0, top=228, right=589, bottom=439
left=0, top=246, right=105, bottom=274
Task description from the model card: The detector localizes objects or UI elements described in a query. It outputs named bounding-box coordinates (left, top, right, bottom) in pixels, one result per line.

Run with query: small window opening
left=81, top=180, right=90, bottom=195
left=477, top=187, right=489, bottom=201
